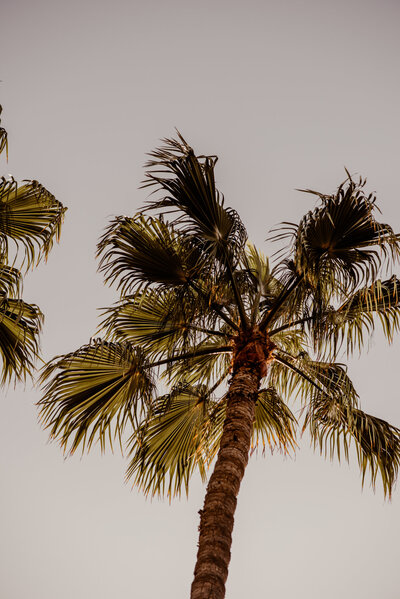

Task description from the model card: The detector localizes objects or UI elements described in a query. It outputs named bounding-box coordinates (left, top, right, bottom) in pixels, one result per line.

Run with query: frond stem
left=188, top=281, right=240, bottom=332
left=274, top=353, right=327, bottom=396
left=207, top=368, right=230, bottom=395
left=250, top=286, right=263, bottom=326
left=188, top=325, right=231, bottom=338
left=148, top=345, right=233, bottom=369
left=224, top=250, right=250, bottom=330
left=270, top=315, right=313, bottom=336
left=259, top=274, right=303, bottom=332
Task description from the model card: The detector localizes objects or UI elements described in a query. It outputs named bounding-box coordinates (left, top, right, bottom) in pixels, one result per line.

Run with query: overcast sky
left=1, top=1, right=400, bottom=597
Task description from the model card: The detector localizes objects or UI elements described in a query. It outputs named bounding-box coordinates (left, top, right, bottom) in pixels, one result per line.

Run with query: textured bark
left=190, top=364, right=261, bottom=599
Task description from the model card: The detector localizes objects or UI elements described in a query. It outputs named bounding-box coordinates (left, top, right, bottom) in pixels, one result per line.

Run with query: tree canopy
left=39, top=135, right=400, bottom=499
left=0, top=105, right=66, bottom=385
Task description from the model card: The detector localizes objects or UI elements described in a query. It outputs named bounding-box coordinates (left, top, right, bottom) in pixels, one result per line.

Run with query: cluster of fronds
left=38, top=134, right=400, bottom=498
left=0, top=105, right=66, bottom=384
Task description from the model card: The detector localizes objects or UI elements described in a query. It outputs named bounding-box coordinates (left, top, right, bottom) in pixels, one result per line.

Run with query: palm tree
left=39, top=135, right=400, bottom=599
left=0, top=105, right=66, bottom=384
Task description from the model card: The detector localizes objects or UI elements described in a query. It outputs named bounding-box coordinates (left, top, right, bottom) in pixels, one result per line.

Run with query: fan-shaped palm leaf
left=244, top=244, right=283, bottom=324
left=0, top=264, right=22, bottom=298
left=252, top=388, right=297, bottom=453
left=0, top=298, right=43, bottom=384
left=102, top=290, right=193, bottom=355
left=101, top=288, right=231, bottom=361
left=323, top=276, right=400, bottom=353
left=304, top=397, right=400, bottom=498
left=164, top=339, right=232, bottom=388
left=201, top=386, right=297, bottom=458
left=143, top=134, right=247, bottom=260
left=278, top=176, right=400, bottom=300
left=126, top=384, right=218, bottom=497
left=97, top=214, right=208, bottom=296
left=128, top=383, right=297, bottom=498
left=142, top=136, right=250, bottom=327
left=0, top=107, right=66, bottom=385
left=270, top=353, right=359, bottom=410
left=0, top=178, right=66, bottom=269
left=38, top=340, right=155, bottom=453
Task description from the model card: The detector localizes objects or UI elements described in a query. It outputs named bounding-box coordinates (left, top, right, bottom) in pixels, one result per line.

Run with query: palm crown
left=0, top=105, right=66, bottom=384
left=39, top=135, right=400, bottom=598
left=39, top=134, right=400, bottom=497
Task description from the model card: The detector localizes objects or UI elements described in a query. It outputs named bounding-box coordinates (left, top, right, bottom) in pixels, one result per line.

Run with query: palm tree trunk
left=190, top=364, right=261, bottom=599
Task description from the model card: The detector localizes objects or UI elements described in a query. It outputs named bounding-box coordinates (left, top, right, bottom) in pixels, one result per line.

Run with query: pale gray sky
left=1, top=0, right=400, bottom=597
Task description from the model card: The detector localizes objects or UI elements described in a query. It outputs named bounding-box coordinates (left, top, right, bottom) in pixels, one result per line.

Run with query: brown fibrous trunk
left=190, top=329, right=274, bottom=599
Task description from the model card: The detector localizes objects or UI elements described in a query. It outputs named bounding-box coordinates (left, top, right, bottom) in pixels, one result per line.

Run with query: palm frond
left=253, top=388, right=297, bottom=453
left=164, top=339, right=232, bottom=388
left=101, top=288, right=232, bottom=361
left=143, top=133, right=248, bottom=261
left=323, top=276, right=400, bottom=354
left=0, top=264, right=22, bottom=298
left=268, top=327, right=306, bottom=356
left=101, top=289, right=193, bottom=357
left=0, top=178, right=66, bottom=269
left=0, top=297, right=43, bottom=385
left=38, top=340, right=155, bottom=454
left=279, top=175, right=400, bottom=299
left=304, top=397, right=400, bottom=497
left=270, top=352, right=359, bottom=410
left=188, top=277, right=242, bottom=332
left=245, top=244, right=270, bottom=287
left=244, top=243, right=274, bottom=324
left=259, top=269, right=306, bottom=331
left=126, top=383, right=219, bottom=497
left=97, top=214, right=207, bottom=296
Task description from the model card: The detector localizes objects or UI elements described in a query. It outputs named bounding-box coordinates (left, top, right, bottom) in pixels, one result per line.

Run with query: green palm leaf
left=304, top=397, right=400, bottom=498
left=197, top=387, right=297, bottom=459
left=325, top=276, right=400, bottom=353
left=0, top=264, right=22, bottom=298
left=164, top=339, right=232, bottom=388
left=0, top=178, right=66, bottom=268
left=269, top=328, right=306, bottom=356
left=245, top=243, right=271, bottom=289
left=244, top=244, right=285, bottom=324
left=253, top=388, right=297, bottom=453
left=0, top=297, right=43, bottom=384
left=38, top=340, right=155, bottom=454
left=270, top=352, right=359, bottom=410
left=0, top=106, right=66, bottom=385
left=282, top=176, right=400, bottom=298
left=102, top=290, right=191, bottom=354
left=102, top=286, right=233, bottom=361
left=142, top=136, right=251, bottom=327
left=126, top=384, right=218, bottom=497
left=143, top=134, right=247, bottom=260
left=97, top=214, right=206, bottom=296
